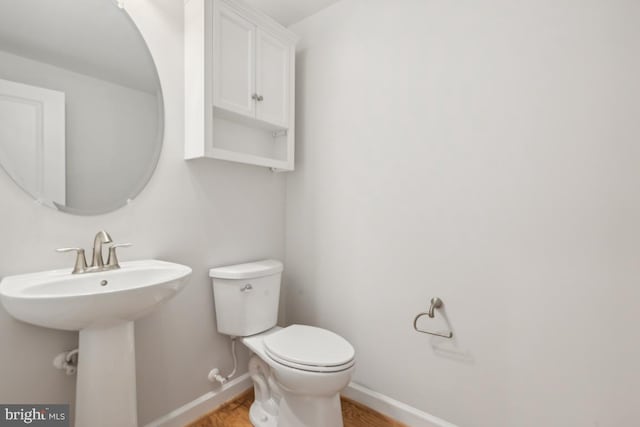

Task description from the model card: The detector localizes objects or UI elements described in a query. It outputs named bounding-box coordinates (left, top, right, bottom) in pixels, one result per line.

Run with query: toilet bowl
left=242, top=325, right=355, bottom=427
left=209, top=260, right=356, bottom=427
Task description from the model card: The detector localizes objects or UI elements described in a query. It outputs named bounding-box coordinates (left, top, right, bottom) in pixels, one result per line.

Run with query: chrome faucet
left=57, top=231, right=131, bottom=274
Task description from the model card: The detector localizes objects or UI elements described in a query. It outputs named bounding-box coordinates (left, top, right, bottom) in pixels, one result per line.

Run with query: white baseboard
left=144, top=373, right=252, bottom=427
left=144, top=375, right=456, bottom=427
left=342, top=382, right=458, bottom=427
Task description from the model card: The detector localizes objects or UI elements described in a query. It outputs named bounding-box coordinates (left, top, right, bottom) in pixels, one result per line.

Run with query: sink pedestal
left=76, top=322, right=138, bottom=427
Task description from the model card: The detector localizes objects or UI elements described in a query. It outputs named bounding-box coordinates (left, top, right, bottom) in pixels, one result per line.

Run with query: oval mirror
left=0, top=0, right=163, bottom=215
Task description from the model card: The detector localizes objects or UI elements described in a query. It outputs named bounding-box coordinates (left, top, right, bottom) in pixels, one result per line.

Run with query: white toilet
left=209, top=260, right=355, bottom=427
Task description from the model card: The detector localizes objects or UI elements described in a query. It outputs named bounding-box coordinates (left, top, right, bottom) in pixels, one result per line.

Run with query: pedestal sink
left=0, top=260, right=192, bottom=427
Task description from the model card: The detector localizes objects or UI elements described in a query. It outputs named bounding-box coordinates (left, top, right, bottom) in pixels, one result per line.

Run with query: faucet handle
left=109, top=243, right=132, bottom=250
left=106, top=243, right=132, bottom=269
left=56, top=248, right=88, bottom=274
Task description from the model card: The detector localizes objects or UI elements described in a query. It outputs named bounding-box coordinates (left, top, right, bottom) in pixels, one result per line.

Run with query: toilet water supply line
left=208, top=337, right=238, bottom=385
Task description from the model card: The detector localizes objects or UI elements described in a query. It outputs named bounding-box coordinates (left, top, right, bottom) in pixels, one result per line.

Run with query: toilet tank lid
left=209, top=259, right=283, bottom=279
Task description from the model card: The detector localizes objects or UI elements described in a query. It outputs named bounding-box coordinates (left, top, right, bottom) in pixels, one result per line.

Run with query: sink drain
left=100, top=280, right=108, bottom=286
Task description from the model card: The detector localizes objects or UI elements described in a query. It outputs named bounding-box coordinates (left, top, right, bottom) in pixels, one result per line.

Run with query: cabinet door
left=255, top=28, right=290, bottom=128
left=213, top=2, right=255, bottom=118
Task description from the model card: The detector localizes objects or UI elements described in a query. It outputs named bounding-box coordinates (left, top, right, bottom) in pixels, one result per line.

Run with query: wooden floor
left=186, top=389, right=408, bottom=427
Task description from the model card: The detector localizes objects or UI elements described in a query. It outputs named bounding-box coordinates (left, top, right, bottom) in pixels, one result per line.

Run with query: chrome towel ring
left=413, top=297, right=453, bottom=339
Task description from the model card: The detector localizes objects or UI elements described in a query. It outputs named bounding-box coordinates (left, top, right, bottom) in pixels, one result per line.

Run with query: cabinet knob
left=252, top=94, right=264, bottom=102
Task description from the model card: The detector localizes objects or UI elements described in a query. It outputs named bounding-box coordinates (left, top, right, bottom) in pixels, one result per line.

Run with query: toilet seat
left=263, top=325, right=355, bottom=373
left=265, top=349, right=355, bottom=373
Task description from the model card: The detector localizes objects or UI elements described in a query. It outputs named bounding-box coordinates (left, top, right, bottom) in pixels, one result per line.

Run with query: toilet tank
left=209, top=259, right=283, bottom=337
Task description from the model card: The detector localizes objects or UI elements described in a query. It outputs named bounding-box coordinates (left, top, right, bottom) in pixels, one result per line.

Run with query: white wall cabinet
left=186, top=0, right=297, bottom=171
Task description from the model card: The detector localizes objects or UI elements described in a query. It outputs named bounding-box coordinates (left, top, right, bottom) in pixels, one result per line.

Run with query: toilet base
left=277, top=392, right=344, bottom=427
left=248, top=392, right=344, bottom=427
left=246, top=353, right=346, bottom=427
left=249, top=401, right=278, bottom=427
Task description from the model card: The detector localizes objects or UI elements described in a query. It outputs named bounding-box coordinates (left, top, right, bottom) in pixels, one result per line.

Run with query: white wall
left=286, top=1, right=640, bottom=426
left=0, top=0, right=285, bottom=425
left=0, top=49, right=159, bottom=213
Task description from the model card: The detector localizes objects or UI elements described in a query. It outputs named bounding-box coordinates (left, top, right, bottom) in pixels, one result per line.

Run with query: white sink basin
left=0, top=259, right=192, bottom=427
left=0, top=260, right=192, bottom=331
